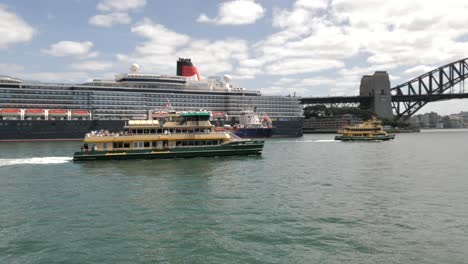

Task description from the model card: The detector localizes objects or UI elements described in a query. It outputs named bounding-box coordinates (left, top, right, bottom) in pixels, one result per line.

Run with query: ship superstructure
left=0, top=59, right=303, bottom=141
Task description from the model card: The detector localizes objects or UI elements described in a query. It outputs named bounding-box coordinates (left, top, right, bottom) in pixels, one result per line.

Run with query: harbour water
left=1, top=130, right=468, bottom=263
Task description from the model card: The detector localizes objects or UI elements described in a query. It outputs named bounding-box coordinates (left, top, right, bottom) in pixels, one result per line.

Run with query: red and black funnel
left=177, top=58, right=200, bottom=80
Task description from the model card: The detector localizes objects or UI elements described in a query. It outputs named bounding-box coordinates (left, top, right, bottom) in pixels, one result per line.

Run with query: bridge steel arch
left=391, top=58, right=468, bottom=120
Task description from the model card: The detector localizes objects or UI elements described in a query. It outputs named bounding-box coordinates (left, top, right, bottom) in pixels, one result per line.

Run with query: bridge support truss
left=391, top=58, right=468, bottom=120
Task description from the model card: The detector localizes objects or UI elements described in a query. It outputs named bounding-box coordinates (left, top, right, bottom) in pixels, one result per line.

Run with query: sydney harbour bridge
left=300, top=58, right=468, bottom=120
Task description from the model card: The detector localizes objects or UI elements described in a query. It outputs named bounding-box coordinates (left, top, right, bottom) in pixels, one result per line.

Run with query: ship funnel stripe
left=177, top=58, right=200, bottom=80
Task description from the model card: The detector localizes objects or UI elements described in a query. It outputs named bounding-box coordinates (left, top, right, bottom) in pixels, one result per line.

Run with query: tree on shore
left=303, top=105, right=410, bottom=127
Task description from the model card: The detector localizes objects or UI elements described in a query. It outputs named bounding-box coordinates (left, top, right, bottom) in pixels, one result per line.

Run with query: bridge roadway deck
left=300, top=93, right=468, bottom=104
left=300, top=96, right=371, bottom=104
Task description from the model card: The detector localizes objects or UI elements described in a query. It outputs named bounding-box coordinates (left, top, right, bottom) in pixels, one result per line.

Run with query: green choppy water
left=1, top=131, right=468, bottom=263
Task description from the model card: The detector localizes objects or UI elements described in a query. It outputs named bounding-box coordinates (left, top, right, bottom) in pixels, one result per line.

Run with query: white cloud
left=97, top=0, right=146, bottom=12
left=89, top=12, right=131, bottom=27
left=91, top=0, right=145, bottom=28
left=197, top=0, right=265, bottom=25
left=21, top=71, right=92, bottom=83
left=41, top=41, right=99, bottom=59
left=403, top=65, right=436, bottom=76
left=0, top=63, right=24, bottom=74
left=295, top=0, right=328, bottom=10
left=268, top=77, right=337, bottom=96
left=389, top=75, right=400, bottom=82
left=0, top=5, right=35, bottom=48
left=329, top=0, right=468, bottom=67
left=118, top=18, right=250, bottom=76
left=131, top=18, right=190, bottom=49
left=232, top=66, right=263, bottom=79
left=265, top=58, right=344, bottom=75
left=178, top=39, right=249, bottom=75
left=70, top=60, right=113, bottom=71
left=339, top=67, right=374, bottom=77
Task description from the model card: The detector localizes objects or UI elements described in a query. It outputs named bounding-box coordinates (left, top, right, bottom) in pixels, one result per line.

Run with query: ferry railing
left=85, top=130, right=237, bottom=138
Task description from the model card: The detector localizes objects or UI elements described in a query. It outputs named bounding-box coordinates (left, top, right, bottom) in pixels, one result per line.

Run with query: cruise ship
left=0, top=58, right=303, bottom=141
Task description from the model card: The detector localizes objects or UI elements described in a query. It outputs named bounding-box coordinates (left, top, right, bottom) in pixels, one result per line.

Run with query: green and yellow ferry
left=335, top=117, right=395, bottom=141
left=73, top=111, right=264, bottom=161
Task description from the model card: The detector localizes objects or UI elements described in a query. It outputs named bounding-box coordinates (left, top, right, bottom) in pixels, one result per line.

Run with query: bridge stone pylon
left=359, top=71, right=393, bottom=119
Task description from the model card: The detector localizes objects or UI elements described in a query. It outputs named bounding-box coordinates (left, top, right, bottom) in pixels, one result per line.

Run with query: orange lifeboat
left=0, top=108, right=21, bottom=115
left=24, top=109, right=45, bottom=116
left=49, top=109, right=68, bottom=116
left=211, top=111, right=227, bottom=119
left=71, top=110, right=90, bottom=116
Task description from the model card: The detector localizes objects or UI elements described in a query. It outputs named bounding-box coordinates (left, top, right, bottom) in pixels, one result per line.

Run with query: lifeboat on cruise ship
left=24, top=109, right=45, bottom=116
left=71, top=110, right=90, bottom=116
left=211, top=111, right=227, bottom=119
left=48, top=109, right=68, bottom=116
left=0, top=108, right=21, bottom=116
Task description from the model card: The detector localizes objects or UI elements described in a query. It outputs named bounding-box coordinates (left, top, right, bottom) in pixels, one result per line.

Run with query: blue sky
left=1, top=0, right=468, bottom=115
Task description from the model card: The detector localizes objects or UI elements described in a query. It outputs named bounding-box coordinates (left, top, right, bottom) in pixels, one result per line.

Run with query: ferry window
left=150, top=129, right=155, bottom=134
left=176, top=141, right=181, bottom=146
left=162, top=141, right=168, bottom=147
left=102, top=143, right=107, bottom=149
left=157, top=129, right=163, bottom=134
left=137, top=129, right=143, bottom=134
left=144, top=129, right=149, bottom=134
left=133, top=142, right=138, bottom=148
left=207, top=140, right=212, bottom=145
left=144, top=142, right=150, bottom=148
left=124, top=143, right=130, bottom=148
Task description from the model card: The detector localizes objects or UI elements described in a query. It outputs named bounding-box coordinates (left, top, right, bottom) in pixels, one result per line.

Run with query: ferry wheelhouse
left=73, top=111, right=264, bottom=161
left=335, top=117, right=395, bottom=141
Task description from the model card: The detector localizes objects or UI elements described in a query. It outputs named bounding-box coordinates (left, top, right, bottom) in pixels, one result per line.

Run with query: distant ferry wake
left=0, top=157, right=72, bottom=167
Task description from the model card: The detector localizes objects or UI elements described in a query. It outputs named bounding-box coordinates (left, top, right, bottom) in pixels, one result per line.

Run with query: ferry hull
left=73, top=141, right=264, bottom=161
left=335, top=135, right=395, bottom=141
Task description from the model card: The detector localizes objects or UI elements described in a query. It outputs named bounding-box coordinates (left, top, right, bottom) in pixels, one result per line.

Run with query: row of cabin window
left=111, top=141, right=167, bottom=149
left=176, top=140, right=223, bottom=146
left=110, top=140, right=223, bottom=149
left=129, top=128, right=210, bottom=134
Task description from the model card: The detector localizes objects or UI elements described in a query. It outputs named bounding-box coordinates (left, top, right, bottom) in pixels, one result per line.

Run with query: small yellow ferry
left=335, top=117, right=395, bottom=141
left=73, top=111, right=264, bottom=161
